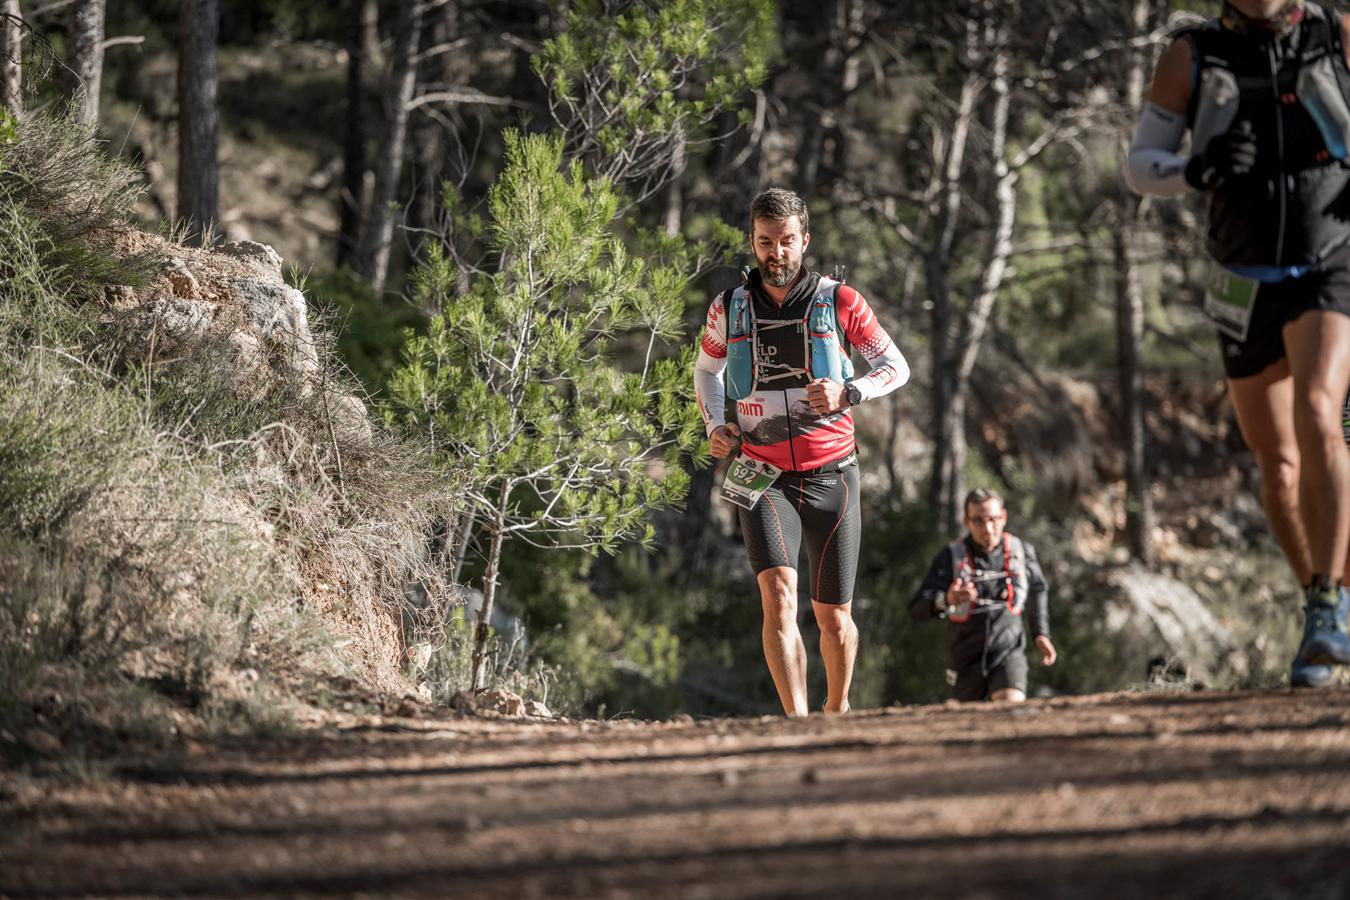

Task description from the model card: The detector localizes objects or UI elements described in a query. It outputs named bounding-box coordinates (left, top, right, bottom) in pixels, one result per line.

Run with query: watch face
left=847, top=384, right=862, bottom=404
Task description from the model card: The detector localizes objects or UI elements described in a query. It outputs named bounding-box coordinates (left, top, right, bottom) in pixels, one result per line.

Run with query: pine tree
left=388, top=132, right=707, bottom=690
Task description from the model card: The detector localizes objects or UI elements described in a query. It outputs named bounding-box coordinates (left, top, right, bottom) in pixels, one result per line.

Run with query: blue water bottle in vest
left=809, top=294, right=844, bottom=383
left=725, top=287, right=754, bottom=400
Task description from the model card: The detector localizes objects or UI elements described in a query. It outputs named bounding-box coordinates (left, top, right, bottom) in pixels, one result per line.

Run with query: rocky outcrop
left=1085, top=564, right=1247, bottom=689
left=110, top=233, right=363, bottom=424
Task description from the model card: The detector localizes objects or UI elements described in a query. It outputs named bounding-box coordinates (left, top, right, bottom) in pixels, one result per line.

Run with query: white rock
left=228, top=331, right=262, bottom=372
left=232, top=278, right=319, bottom=381
left=218, top=240, right=283, bottom=276
left=142, top=297, right=212, bottom=342
left=329, top=393, right=372, bottom=444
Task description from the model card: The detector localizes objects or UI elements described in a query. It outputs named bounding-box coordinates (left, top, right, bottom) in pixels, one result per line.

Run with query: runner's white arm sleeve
left=835, top=286, right=910, bottom=402
left=1125, top=102, right=1192, bottom=197
left=853, top=335, right=909, bottom=402
left=693, top=295, right=729, bottom=437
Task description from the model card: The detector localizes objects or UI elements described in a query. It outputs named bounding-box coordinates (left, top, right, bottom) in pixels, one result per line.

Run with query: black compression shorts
left=738, top=459, right=860, bottom=606
left=1219, top=245, right=1350, bottom=380
left=948, top=653, right=1029, bottom=702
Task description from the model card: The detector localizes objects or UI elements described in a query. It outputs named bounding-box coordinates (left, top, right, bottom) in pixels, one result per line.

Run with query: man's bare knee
left=758, top=568, right=797, bottom=629
left=1252, top=447, right=1300, bottom=489
left=812, top=601, right=854, bottom=639
left=1293, top=386, right=1346, bottom=446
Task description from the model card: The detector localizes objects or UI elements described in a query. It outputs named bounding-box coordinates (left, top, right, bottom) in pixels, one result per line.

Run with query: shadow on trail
left=112, top=709, right=1350, bottom=790
left=7, top=805, right=1348, bottom=898
left=50, top=747, right=1350, bottom=851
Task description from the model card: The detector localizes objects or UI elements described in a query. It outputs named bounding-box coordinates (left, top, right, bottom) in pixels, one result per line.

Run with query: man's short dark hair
left=963, top=487, right=1004, bottom=516
left=749, top=188, right=809, bottom=235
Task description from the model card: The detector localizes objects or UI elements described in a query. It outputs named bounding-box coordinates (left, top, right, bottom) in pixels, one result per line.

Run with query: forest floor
left=3, top=688, right=1350, bottom=899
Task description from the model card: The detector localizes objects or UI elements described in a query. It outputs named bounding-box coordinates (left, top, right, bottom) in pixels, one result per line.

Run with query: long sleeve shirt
left=910, top=534, right=1051, bottom=673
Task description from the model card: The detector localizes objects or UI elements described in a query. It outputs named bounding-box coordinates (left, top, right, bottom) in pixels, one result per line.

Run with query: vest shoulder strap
left=947, top=540, right=967, bottom=579
left=1320, top=4, right=1346, bottom=56
left=1003, top=532, right=1027, bottom=574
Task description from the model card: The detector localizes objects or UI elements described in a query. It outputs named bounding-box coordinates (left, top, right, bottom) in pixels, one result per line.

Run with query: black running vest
left=1184, top=4, right=1350, bottom=267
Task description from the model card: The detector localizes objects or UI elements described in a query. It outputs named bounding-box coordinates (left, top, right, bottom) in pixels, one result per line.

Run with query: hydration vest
left=724, top=276, right=854, bottom=401
left=1184, top=3, right=1350, bottom=267
left=946, top=533, right=1029, bottom=618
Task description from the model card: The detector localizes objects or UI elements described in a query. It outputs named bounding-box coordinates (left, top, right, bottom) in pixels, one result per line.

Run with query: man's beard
left=760, top=257, right=800, bottom=288
left=1221, top=1, right=1303, bottom=36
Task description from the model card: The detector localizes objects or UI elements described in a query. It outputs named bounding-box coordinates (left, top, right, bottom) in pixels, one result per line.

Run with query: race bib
left=719, top=454, right=782, bottom=510
left=1203, top=263, right=1259, bottom=343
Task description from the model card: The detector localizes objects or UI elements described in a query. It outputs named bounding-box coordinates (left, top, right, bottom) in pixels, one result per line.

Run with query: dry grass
left=0, top=110, right=470, bottom=767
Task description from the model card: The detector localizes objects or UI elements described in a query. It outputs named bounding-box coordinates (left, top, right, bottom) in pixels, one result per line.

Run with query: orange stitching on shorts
left=815, top=477, right=851, bottom=603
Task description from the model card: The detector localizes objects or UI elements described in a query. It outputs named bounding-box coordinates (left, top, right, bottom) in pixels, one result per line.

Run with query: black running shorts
left=738, top=460, right=860, bottom=606
left=948, top=653, right=1029, bottom=702
left=1218, top=246, right=1350, bottom=380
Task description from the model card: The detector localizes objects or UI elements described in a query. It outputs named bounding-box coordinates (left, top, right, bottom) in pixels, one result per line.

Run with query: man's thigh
left=988, top=654, right=1029, bottom=698
left=738, top=481, right=803, bottom=576
left=799, top=464, right=861, bottom=606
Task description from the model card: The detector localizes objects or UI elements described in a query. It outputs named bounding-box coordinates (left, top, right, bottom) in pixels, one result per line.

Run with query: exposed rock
left=448, top=688, right=528, bottom=718
left=328, top=393, right=373, bottom=444
left=231, top=278, right=319, bottom=383
left=165, top=257, right=200, bottom=299
left=228, top=331, right=262, bottom=373
left=137, top=296, right=213, bottom=344
left=525, top=699, right=552, bottom=718
left=103, top=284, right=138, bottom=309
left=1097, top=564, right=1246, bottom=687
left=478, top=688, right=526, bottom=717
left=217, top=240, right=283, bottom=276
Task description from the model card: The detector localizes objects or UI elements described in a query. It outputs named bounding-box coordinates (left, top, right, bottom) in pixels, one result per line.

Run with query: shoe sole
left=1292, top=666, right=1335, bottom=688
left=1297, top=640, right=1350, bottom=667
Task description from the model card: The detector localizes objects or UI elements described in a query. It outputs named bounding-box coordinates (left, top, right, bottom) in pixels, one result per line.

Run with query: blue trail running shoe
left=1291, top=655, right=1334, bottom=688
left=1295, top=584, right=1350, bottom=668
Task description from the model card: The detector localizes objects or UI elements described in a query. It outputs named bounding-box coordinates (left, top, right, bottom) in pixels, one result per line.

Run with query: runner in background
left=910, top=489, right=1057, bottom=703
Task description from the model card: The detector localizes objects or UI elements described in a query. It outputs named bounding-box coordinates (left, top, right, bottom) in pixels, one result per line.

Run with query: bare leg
left=812, top=600, right=856, bottom=714
left=1228, top=359, right=1312, bottom=585
left=1284, top=311, right=1350, bottom=581
left=990, top=688, right=1026, bottom=703
left=758, top=567, right=809, bottom=717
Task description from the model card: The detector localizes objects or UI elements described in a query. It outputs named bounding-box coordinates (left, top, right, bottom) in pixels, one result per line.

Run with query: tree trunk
left=337, top=0, right=373, bottom=268
left=470, top=497, right=507, bottom=693
left=177, top=0, right=220, bottom=246
left=409, top=1, right=460, bottom=246
left=664, top=130, right=686, bottom=237
left=360, top=0, right=381, bottom=72
left=925, top=65, right=980, bottom=535
left=449, top=505, right=475, bottom=586
left=1, top=0, right=22, bottom=116
left=62, top=0, right=105, bottom=127
left=795, top=0, right=860, bottom=199
left=355, top=0, right=423, bottom=293
left=1116, top=0, right=1156, bottom=564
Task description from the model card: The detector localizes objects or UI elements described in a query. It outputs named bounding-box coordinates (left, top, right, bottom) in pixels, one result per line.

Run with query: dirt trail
left=4, top=688, right=1350, bottom=898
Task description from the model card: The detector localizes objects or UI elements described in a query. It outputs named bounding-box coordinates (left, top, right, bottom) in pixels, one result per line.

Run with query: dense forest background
left=2, top=0, right=1310, bottom=734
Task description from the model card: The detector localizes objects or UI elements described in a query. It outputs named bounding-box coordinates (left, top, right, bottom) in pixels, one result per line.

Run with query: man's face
left=1228, top=0, right=1298, bottom=19
left=965, top=499, right=1007, bottom=552
left=750, top=215, right=810, bottom=288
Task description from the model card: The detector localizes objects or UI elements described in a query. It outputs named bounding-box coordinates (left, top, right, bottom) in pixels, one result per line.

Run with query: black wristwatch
left=845, top=382, right=863, bottom=406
